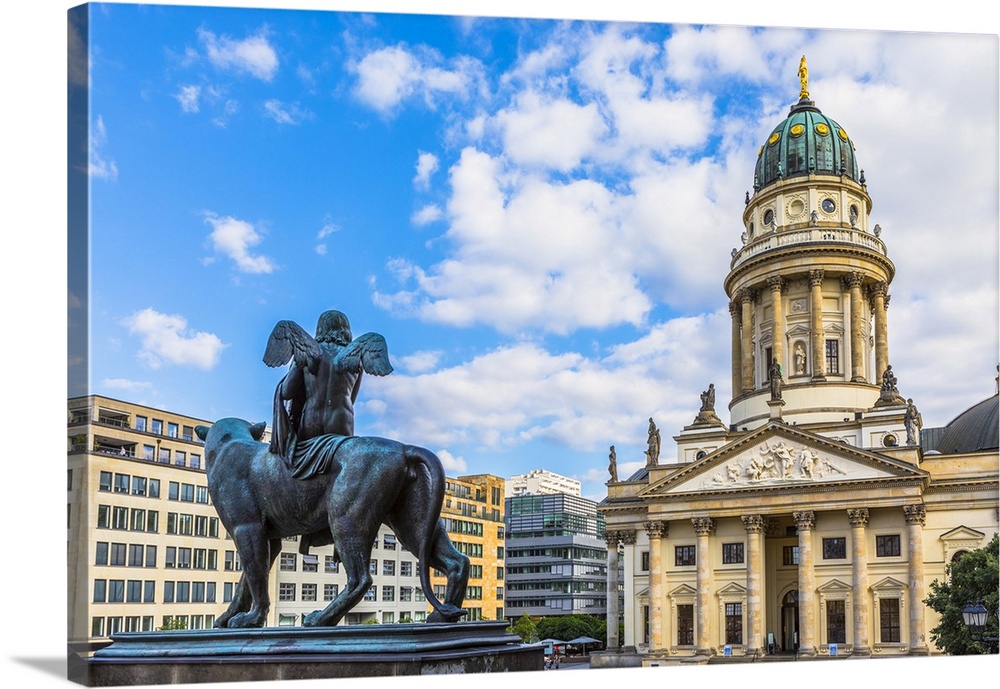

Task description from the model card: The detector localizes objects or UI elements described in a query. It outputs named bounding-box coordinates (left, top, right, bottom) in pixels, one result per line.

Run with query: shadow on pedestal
left=71, top=621, right=543, bottom=687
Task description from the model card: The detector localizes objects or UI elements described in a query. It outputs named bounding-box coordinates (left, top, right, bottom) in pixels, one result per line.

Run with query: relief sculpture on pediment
left=703, top=440, right=848, bottom=488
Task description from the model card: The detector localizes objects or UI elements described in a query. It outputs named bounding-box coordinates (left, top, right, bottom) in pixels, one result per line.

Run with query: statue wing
left=262, top=320, right=321, bottom=369
left=339, top=332, right=394, bottom=376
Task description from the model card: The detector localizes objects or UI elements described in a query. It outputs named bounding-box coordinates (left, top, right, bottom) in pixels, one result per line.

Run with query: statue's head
left=315, top=310, right=353, bottom=345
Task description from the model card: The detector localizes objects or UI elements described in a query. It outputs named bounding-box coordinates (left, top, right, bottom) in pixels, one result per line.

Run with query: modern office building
left=598, top=70, right=999, bottom=663
left=504, top=480, right=611, bottom=620
left=67, top=395, right=243, bottom=650
left=506, top=468, right=582, bottom=497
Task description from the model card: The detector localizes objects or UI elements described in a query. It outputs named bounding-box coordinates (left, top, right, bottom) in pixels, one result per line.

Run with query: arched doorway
left=781, top=590, right=799, bottom=653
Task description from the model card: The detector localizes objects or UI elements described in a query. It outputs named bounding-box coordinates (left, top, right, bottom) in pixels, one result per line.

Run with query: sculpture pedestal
left=72, top=621, right=542, bottom=686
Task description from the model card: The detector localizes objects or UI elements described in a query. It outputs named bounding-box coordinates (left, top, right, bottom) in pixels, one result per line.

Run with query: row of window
left=277, top=583, right=429, bottom=603
left=91, top=614, right=216, bottom=638
left=641, top=535, right=903, bottom=570
left=96, top=507, right=160, bottom=534
left=665, top=598, right=900, bottom=648
left=98, top=472, right=161, bottom=498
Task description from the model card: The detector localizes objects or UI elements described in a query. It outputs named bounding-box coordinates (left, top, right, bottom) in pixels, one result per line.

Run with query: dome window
left=821, top=198, right=836, bottom=214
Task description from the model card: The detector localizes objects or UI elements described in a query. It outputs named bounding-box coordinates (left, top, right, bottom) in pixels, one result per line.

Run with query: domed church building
left=598, top=59, right=998, bottom=665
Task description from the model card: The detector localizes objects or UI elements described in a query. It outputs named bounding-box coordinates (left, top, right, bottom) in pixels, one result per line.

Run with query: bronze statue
left=798, top=55, right=809, bottom=99
left=196, top=418, right=469, bottom=627
left=263, top=310, right=392, bottom=460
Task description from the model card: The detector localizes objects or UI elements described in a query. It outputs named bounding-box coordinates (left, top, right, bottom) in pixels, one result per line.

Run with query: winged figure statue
left=263, top=310, right=392, bottom=460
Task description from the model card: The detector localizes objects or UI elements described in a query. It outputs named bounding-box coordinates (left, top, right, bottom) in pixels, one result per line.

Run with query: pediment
left=817, top=579, right=851, bottom=594
left=640, top=422, right=927, bottom=498
left=717, top=582, right=747, bottom=596
left=940, top=525, right=986, bottom=542
left=871, top=576, right=906, bottom=592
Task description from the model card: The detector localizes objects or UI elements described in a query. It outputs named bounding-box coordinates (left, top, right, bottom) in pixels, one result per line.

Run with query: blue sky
left=3, top=2, right=997, bottom=687
left=69, top=2, right=999, bottom=504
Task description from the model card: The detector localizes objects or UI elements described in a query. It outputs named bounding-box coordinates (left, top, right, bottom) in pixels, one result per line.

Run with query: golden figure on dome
left=798, top=55, right=809, bottom=99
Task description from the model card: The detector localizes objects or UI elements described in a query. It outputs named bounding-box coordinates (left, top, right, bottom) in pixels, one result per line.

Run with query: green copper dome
left=753, top=97, right=861, bottom=192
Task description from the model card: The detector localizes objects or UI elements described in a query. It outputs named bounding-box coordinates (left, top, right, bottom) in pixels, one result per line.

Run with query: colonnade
left=604, top=504, right=928, bottom=657
left=729, top=274, right=891, bottom=395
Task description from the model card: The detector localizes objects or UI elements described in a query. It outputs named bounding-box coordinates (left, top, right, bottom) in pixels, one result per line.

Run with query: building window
left=180, top=484, right=195, bottom=502
left=175, top=451, right=186, bottom=467
left=130, top=509, right=146, bottom=532
left=128, top=544, right=145, bottom=567
left=825, top=340, right=839, bottom=375
left=93, top=579, right=107, bottom=603
left=880, top=598, right=901, bottom=643
left=324, top=584, right=339, bottom=601
left=112, top=507, right=129, bottom=530
left=167, top=422, right=179, bottom=438
left=400, top=561, right=412, bottom=577
left=302, top=584, right=317, bottom=602
left=382, top=586, right=395, bottom=602
left=147, top=512, right=159, bottom=533
left=725, top=603, right=743, bottom=645
left=369, top=559, right=377, bottom=574
left=400, top=587, right=412, bottom=602
left=114, top=473, right=130, bottom=494
left=722, top=543, right=744, bottom=564
left=783, top=546, right=799, bottom=565
left=641, top=551, right=649, bottom=572
left=303, top=555, right=318, bottom=572
left=143, top=445, right=155, bottom=461
left=145, top=545, right=157, bottom=568
left=135, top=416, right=147, bottom=432
left=675, top=545, right=696, bottom=567
left=131, top=476, right=147, bottom=496
left=99, top=472, right=112, bottom=492
left=148, top=479, right=160, bottom=499
left=363, top=586, right=377, bottom=602
left=144, top=581, right=156, bottom=603
left=383, top=534, right=397, bottom=550
left=822, top=537, right=846, bottom=560
left=196, top=486, right=209, bottom=504
left=876, top=534, right=901, bottom=558
left=677, top=604, right=694, bottom=645
left=223, top=583, right=233, bottom=603
left=108, top=580, right=125, bottom=603
left=278, top=584, right=296, bottom=602
left=110, top=543, right=127, bottom=566
left=325, top=556, right=339, bottom=574
left=383, top=560, right=395, bottom=576
left=826, top=600, right=846, bottom=644
left=280, top=553, right=297, bottom=571
left=95, top=542, right=109, bottom=566
left=177, top=548, right=191, bottom=569
left=158, top=447, right=170, bottom=463
left=127, top=580, right=143, bottom=603
left=190, top=454, right=201, bottom=470
left=151, top=419, right=163, bottom=435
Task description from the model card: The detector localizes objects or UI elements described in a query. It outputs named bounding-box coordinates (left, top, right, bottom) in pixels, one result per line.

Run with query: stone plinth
left=72, top=621, right=541, bottom=686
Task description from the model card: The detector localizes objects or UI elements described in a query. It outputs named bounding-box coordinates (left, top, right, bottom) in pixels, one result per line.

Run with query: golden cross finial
left=798, top=55, right=809, bottom=99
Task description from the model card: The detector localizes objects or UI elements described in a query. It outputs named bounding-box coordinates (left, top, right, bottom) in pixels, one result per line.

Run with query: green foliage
left=361, top=617, right=380, bottom=624
left=924, top=534, right=999, bottom=654
left=157, top=618, right=187, bottom=631
left=534, top=614, right=605, bottom=648
left=509, top=613, right=537, bottom=643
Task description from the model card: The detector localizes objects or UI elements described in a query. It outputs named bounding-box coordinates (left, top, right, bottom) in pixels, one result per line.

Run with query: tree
left=924, top=534, right=998, bottom=654
left=509, top=613, right=537, bottom=643
left=535, top=614, right=605, bottom=647
left=157, top=618, right=187, bottom=631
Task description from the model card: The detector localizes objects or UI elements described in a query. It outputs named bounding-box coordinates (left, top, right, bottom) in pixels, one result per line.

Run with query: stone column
left=808, top=270, right=825, bottom=380
left=793, top=510, right=817, bottom=656
left=740, top=290, right=756, bottom=393
left=869, top=282, right=889, bottom=384
left=603, top=530, right=621, bottom=651
left=903, top=505, right=929, bottom=655
left=767, top=277, right=785, bottom=380
left=644, top=521, right=667, bottom=653
left=730, top=301, right=742, bottom=399
left=693, top=517, right=716, bottom=655
left=844, top=272, right=866, bottom=382
left=742, top=514, right=767, bottom=655
left=848, top=508, right=871, bottom=656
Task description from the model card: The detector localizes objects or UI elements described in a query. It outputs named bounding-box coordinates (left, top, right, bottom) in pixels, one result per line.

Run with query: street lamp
left=962, top=600, right=999, bottom=654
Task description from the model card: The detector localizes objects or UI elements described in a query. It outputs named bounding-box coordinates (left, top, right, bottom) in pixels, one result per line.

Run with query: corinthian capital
left=848, top=507, right=870, bottom=527
left=742, top=514, right=767, bottom=534
left=808, top=269, right=825, bottom=287
left=692, top=517, right=716, bottom=535
left=793, top=510, right=815, bottom=530
left=644, top=520, right=667, bottom=539
left=903, top=504, right=926, bottom=526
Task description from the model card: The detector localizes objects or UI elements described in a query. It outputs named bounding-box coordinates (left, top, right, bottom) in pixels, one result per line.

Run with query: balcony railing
left=731, top=226, right=887, bottom=269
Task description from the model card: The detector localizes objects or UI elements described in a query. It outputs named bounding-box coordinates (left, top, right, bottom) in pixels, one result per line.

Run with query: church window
left=725, top=603, right=743, bottom=644
left=822, top=537, right=846, bottom=559
left=879, top=598, right=901, bottom=643
left=826, top=600, right=846, bottom=643
left=825, top=340, right=840, bottom=374
left=782, top=545, right=799, bottom=565
left=876, top=534, right=901, bottom=557
left=677, top=605, right=694, bottom=645
left=641, top=551, right=649, bottom=571
left=722, top=543, right=744, bottom=564
left=675, top=545, right=696, bottom=566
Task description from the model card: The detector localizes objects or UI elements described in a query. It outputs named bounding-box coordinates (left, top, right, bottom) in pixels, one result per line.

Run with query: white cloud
left=124, top=308, right=227, bottom=370
left=411, top=204, right=443, bottom=226
left=198, top=27, right=278, bottom=81
left=263, top=99, right=312, bottom=125
left=495, top=91, right=606, bottom=171
left=350, top=44, right=480, bottom=114
left=414, top=151, right=439, bottom=189
left=89, top=115, right=118, bottom=181
left=397, top=350, right=443, bottom=374
left=203, top=213, right=277, bottom=274
left=364, top=310, right=731, bottom=456
left=435, top=449, right=468, bottom=473
left=175, top=84, right=201, bottom=113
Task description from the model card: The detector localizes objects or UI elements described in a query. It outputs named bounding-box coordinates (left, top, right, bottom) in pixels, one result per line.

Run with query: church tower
left=725, top=57, right=894, bottom=431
